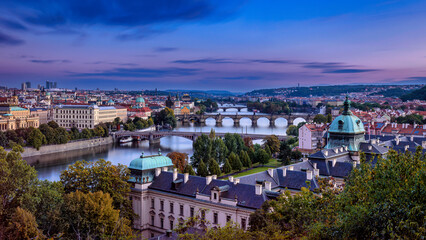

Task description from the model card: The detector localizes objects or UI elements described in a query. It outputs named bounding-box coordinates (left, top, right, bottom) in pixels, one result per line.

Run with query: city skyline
left=1, top=0, right=426, bottom=90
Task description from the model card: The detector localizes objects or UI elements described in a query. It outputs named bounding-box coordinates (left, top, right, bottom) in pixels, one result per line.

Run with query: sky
left=0, top=0, right=425, bottom=91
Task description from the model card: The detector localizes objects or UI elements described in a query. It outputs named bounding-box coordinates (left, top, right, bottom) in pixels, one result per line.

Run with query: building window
left=213, top=213, right=218, bottom=224
left=170, top=220, right=174, bottom=229
left=160, top=200, right=164, bottom=211
left=151, top=198, right=155, bottom=209
left=201, top=210, right=205, bottom=220
left=170, top=202, right=174, bottom=213
left=190, top=207, right=194, bottom=218
left=214, top=192, right=217, bottom=200
left=226, top=215, right=231, bottom=223
left=160, top=218, right=164, bottom=229
left=241, top=218, right=246, bottom=230
left=151, top=215, right=155, bottom=226
left=180, top=205, right=184, bottom=216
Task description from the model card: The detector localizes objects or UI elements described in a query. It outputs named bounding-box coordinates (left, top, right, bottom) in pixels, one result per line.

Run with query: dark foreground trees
left=0, top=147, right=134, bottom=239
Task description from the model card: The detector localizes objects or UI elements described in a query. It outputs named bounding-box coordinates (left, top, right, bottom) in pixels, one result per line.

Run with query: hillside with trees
left=400, top=85, right=426, bottom=101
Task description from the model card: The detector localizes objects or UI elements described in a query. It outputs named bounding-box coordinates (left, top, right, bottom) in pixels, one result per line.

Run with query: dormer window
left=214, top=193, right=217, bottom=200
left=338, top=120, right=344, bottom=130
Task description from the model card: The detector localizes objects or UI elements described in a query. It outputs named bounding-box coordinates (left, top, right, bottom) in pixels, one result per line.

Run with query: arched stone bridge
left=112, top=130, right=289, bottom=145
left=175, top=112, right=313, bottom=126
left=217, top=104, right=247, bottom=112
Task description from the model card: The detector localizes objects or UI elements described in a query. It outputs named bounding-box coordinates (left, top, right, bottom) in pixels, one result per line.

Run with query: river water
left=33, top=110, right=291, bottom=181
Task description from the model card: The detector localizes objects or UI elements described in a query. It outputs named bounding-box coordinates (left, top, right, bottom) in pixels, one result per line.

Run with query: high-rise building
left=25, top=82, right=31, bottom=88
left=46, top=81, right=57, bottom=89
left=21, top=83, right=27, bottom=91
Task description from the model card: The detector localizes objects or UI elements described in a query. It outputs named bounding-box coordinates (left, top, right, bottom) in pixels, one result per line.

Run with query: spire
left=342, top=95, right=351, bottom=115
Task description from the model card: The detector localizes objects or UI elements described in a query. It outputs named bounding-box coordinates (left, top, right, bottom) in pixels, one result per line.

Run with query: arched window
left=338, top=120, right=344, bottom=130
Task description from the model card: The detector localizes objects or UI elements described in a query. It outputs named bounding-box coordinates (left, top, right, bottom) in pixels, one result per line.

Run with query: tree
left=62, top=191, right=133, bottom=240
left=55, top=127, right=70, bottom=144
left=60, top=159, right=133, bottom=221
left=197, top=160, right=209, bottom=177
left=167, top=152, right=188, bottom=173
left=93, top=125, right=106, bottom=137
left=224, top=133, right=237, bottom=154
left=209, top=128, right=216, bottom=139
left=265, top=145, right=272, bottom=158
left=256, top=149, right=270, bottom=166
left=286, top=125, right=298, bottom=136
left=278, top=141, right=292, bottom=165
left=326, top=113, right=332, bottom=123
left=47, top=120, right=59, bottom=129
left=81, top=128, right=92, bottom=139
left=313, top=114, right=327, bottom=124
left=4, top=207, right=44, bottom=240
left=212, top=138, right=228, bottom=165
left=155, top=107, right=177, bottom=128
left=247, top=147, right=256, bottom=164
left=240, top=150, right=251, bottom=168
left=23, top=180, right=65, bottom=238
left=191, top=134, right=212, bottom=168
left=0, top=145, right=38, bottom=238
left=228, top=152, right=242, bottom=171
left=69, top=127, right=81, bottom=140
left=184, top=164, right=196, bottom=175
left=263, top=135, right=280, bottom=154
left=27, top=128, right=46, bottom=150
left=208, top=158, right=221, bottom=176
left=290, top=150, right=303, bottom=161
left=39, top=123, right=56, bottom=144
left=223, top=159, right=232, bottom=174
left=243, top=137, right=253, bottom=149
left=0, top=131, right=8, bottom=148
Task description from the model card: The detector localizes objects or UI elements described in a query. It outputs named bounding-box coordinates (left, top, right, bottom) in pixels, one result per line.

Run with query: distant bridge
left=217, top=104, right=247, bottom=112
left=175, top=112, right=313, bottom=126
left=111, top=130, right=289, bottom=145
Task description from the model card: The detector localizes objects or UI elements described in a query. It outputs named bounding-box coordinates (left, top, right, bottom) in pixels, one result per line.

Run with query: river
left=33, top=110, right=291, bottom=181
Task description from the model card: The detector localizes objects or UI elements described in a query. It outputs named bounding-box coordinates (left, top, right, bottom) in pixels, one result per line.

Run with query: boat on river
left=119, top=136, right=133, bottom=143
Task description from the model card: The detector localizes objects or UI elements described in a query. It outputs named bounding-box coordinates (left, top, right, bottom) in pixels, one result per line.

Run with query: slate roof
left=148, top=172, right=266, bottom=209
left=359, top=142, right=389, bottom=155
left=309, top=147, right=350, bottom=160
left=276, top=169, right=318, bottom=191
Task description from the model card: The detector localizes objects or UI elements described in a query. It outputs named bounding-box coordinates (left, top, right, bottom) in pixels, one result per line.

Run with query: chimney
left=410, top=136, right=414, bottom=141
left=155, top=167, right=161, bottom=177
left=396, top=138, right=400, bottom=146
left=306, top=170, right=313, bottom=180
left=255, top=184, right=263, bottom=195
left=313, top=163, right=317, bottom=169
left=212, top=175, right=217, bottom=180
left=422, top=141, right=426, bottom=149
left=332, top=159, right=336, bottom=167
left=324, top=150, right=328, bottom=156
left=267, top=168, right=274, bottom=177
left=282, top=168, right=287, bottom=177
left=229, top=176, right=234, bottom=183
left=184, top=173, right=189, bottom=183
left=234, top=179, right=240, bottom=185
left=288, top=166, right=294, bottom=171
left=206, top=176, right=212, bottom=185
left=173, top=168, right=178, bottom=181
left=368, top=145, right=372, bottom=151
left=404, top=145, right=409, bottom=152
left=314, top=168, right=320, bottom=177
left=264, top=181, right=271, bottom=191
left=353, top=161, right=357, bottom=168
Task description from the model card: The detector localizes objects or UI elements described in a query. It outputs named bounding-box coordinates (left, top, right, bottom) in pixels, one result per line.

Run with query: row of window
left=55, top=115, right=93, bottom=119
left=56, top=109, right=93, bottom=114
left=150, top=198, right=247, bottom=229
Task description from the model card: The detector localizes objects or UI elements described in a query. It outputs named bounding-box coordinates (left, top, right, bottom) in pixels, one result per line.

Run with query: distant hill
left=369, top=88, right=410, bottom=97
left=247, top=85, right=382, bottom=97
left=165, top=89, right=237, bottom=97
left=400, top=86, right=426, bottom=101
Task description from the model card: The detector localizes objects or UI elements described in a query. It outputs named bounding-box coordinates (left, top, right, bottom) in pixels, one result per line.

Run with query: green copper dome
left=129, top=153, right=173, bottom=171
left=328, top=97, right=364, bottom=134
left=136, top=97, right=145, bottom=103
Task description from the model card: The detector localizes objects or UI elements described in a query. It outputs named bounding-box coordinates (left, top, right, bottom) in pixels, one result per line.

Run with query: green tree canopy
left=313, top=114, right=327, bottom=123
left=208, top=158, right=221, bottom=176
left=197, top=160, right=209, bottom=177
left=223, top=159, right=232, bottom=174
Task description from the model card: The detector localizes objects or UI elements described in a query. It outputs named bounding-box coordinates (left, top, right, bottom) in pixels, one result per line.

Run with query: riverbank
left=20, top=137, right=113, bottom=164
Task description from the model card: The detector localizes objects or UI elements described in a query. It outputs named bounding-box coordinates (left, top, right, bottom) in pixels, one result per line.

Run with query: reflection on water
left=33, top=109, right=288, bottom=182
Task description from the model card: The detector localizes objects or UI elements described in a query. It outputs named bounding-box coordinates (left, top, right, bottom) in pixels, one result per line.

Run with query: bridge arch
left=256, top=117, right=270, bottom=127
left=205, top=117, right=216, bottom=126
left=224, top=108, right=239, bottom=112
left=222, top=117, right=235, bottom=126
left=293, top=117, right=306, bottom=126
left=274, top=117, right=288, bottom=127
left=239, top=117, right=252, bottom=126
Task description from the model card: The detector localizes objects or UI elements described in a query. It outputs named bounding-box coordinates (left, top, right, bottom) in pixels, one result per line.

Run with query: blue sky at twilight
left=0, top=0, right=425, bottom=91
